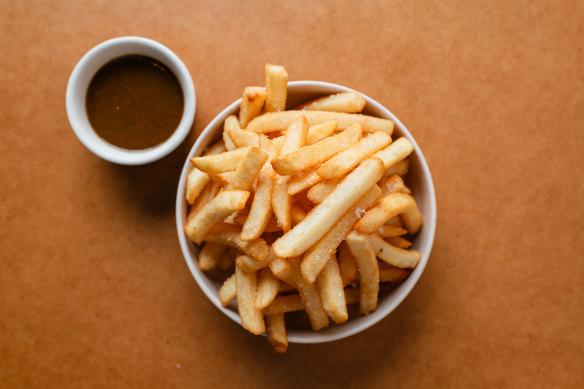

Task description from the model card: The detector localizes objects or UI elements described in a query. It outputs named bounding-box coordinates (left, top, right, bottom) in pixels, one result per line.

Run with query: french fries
left=183, top=64, right=425, bottom=353
left=298, top=91, right=367, bottom=113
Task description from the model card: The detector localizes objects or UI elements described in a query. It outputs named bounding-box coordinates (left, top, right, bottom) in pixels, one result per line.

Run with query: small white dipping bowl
left=66, top=36, right=196, bottom=165
left=176, top=81, right=437, bottom=343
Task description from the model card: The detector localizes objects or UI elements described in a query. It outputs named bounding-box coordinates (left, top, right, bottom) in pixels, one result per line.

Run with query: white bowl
left=175, top=81, right=437, bottom=343
left=66, top=36, right=196, bottom=165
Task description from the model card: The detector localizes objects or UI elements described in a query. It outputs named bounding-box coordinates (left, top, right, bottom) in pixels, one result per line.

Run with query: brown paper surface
left=1, top=1, right=583, bottom=387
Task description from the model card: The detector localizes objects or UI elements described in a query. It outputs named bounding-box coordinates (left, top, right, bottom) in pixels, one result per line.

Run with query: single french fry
left=297, top=92, right=367, bottom=113
left=272, top=124, right=362, bottom=175
left=239, top=87, right=267, bottom=127
left=368, top=234, right=421, bottom=268
left=226, top=147, right=267, bottom=191
left=241, top=164, right=273, bottom=241
left=210, top=171, right=235, bottom=186
left=266, top=313, right=288, bottom=353
left=306, top=120, right=338, bottom=145
left=317, top=131, right=391, bottom=179
left=338, top=242, right=358, bottom=287
left=373, top=137, right=414, bottom=170
left=227, top=127, right=260, bottom=148
left=186, top=181, right=220, bottom=223
left=186, top=167, right=210, bottom=204
left=300, top=185, right=381, bottom=284
left=378, top=225, right=408, bottom=238
left=383, top=158, right=410, bottom=178
left=355, top=192, right=423, bottom=234
left=317, top=255, right=348, bottom=324
left=291, top=204, right=307, bottom=225
left=236, top=215, right=281, bottom=233
left=386, top=215, right=404, bottom=228
left=198, top=242, right=229, bottom=271
left=401, top=186, right=412, bottom=195
left=265, top=64, right=288, bottom=112
left=386, top=236, right=412, bottom=249
left=219, top=273, right=237, bottom=306
left=262, top=294, right=304, bottom=315
left=247, top=111, right=394, bottom=135
left=379, top=174, right=405, bottom=196
left=378, top=261, right=412, bottom=282
left=287, top=169, right=322, bottom=195
left=235, top=264, right=265, bottom=335
left=184, top=190, right=250, bottom=245
left=306, top=180, right=340, bottom=203
left=346, top=231, right=379, bottom=314
left=255, top=268, right=280, bottom=310
left=268, top=257, right=294, bottom=285
left=273, top=158, right=384, bottom=258
left=191, top=146, right=252, bottom=174
left=290, top=260, right=329, bottom=331
left=272, top=116, right=308, bottom=232
left=223, top=115, right=239, bottom=151
left=204, top=223, right=269, bottom=261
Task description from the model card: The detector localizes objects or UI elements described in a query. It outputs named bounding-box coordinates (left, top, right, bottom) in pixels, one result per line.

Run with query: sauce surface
left=86, top=55, right=184, bottom=150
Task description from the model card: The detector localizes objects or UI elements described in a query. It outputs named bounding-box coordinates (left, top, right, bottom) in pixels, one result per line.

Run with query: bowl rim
left=175, top=80, right=437, bottom=343
left=66, top=36, right=196, bottom=165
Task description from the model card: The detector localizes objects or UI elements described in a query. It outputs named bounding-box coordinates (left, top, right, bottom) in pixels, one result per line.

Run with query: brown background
left=1, top=0, right=583, bottom=387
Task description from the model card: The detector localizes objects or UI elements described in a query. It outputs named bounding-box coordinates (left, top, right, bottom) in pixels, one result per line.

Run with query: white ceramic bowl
left=176, top=81, right=437, bottom=343
left=66, top=36, right=196, bottom=165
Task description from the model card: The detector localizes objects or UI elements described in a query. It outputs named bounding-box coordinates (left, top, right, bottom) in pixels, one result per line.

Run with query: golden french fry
left=297, top=92, right=366, bottom=113
left=184, top=190, right=250, bottom=245
left=227, top=127, right=260, bottom=148
left=247, top=111, right=394, bottom=134
left=278, top=282, right=296, bottom=293
left=272, top=157, right=384, bottom=258
left=204, top=223, right=269, bottom=261
left=191, top=146, right=252, bottom=174
left=383, top=158, right=410, bottom=178
left=290, top=260, right=329, bottom=331
left=317, top=255, right=348, bottom=323
left=346, top=231, right=379, bottom=314
left=262, top=294, right=304, bottom=315
left=287, top=169, right=322, bottom=195
left=373, top=137, right=414, bottom=170
left=306, top=180, right=339, bottom=203
left=386, top=215, right=404, bottom=228
left=401, top=186, right=412, bottom=195
left=235, top=263, right=265, bottom=335
left=219, top=273, right=237, bottom=306
left=265, top=64, right=288, bottom=112
left=241, top=164, right=273, bottom=241
left=266, top=313, right=288, bottom=353
left=236, top=214, right=281, bottom=233
left=355, top=192, right=423, bottom=235
left=186, top=167, right=210, bottom=205
left=290, top=204, right=307, bottom=225
left=209, top=171, right=235, bottom=186
left=300, top=185, right=381, bottom=284
left=226, top=147, right=267, bottom=191
left=223, top=115, right=239, bottom=151
left=306, top=120, right=338, bottom=145
left=317, top=131, right=391, bottom=179
left=378, top=261, right=412, bottom=282
left=272, top=116, right=308, bottom=232
left=378, top=225, right=408, bottom=237
left=386, top=236, right=412, bottom=249
left=255, top=268, right=280, bottom=310
left=198, top=242, right=229, bottom=271
left=186, top=181, right=220, bottom=223
left=268, top=257, right=294, bottom=284
left=338, top=242, right=358, bottom=287
left=379, top=174, right=405, bottom=196
left=271, top=124, right=362, bottom=176
left=368, top=234, right=420, bottom=268
left=239, top=87, right=267, bottom=127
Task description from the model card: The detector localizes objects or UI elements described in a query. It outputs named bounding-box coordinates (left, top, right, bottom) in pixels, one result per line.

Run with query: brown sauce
left=86, top=55, right=184, bottom=150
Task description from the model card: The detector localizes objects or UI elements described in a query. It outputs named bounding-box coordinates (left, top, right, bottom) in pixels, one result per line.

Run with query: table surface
left=1, top=1, right=583, bottom=387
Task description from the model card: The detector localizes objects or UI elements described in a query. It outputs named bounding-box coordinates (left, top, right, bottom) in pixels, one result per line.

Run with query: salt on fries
left=184, top=64, right=424, bottom=352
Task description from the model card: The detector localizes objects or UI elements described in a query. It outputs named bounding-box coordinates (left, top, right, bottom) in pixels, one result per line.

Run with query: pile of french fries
left=184, top=64, right=422, bottom=353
